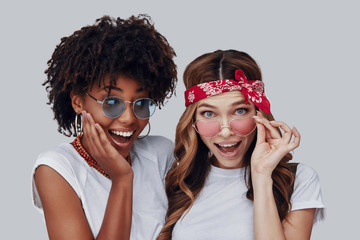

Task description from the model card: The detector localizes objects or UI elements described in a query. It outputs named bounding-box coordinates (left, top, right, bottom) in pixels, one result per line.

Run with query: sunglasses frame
left=192, top=117, right=257, bottom=138
left=84, top=92, right=156, bottom=119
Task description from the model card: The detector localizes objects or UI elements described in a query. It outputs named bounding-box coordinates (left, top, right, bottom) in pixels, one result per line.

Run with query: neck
left=210, top=155, right=245, bottom=169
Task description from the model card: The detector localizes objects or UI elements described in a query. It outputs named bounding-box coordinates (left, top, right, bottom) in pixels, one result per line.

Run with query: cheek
left=199, top=136, right=213, bottom=151
left=139, top=119, right=148, bottom=129
left=84, top=103, right=111, bottom=127
left=242, top=131, right=256, bottom=150
left=134, top=119, right=149, bottom=135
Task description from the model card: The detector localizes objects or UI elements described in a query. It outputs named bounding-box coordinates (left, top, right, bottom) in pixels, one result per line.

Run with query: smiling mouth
left=109, top=130, right=135, bottom=144
left=215, top=142, right=241, bottom=153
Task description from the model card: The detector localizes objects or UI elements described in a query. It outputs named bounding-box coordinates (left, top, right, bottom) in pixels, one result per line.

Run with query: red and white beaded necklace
left=72, top=136, right=132, bottom=179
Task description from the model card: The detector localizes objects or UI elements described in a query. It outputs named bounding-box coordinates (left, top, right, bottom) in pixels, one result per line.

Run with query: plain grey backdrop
left=1, top=0, right=359, bottom=239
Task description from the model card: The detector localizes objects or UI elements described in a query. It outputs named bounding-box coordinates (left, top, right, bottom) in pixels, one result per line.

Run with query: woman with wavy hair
left=158, top=50, right=325, bottom=239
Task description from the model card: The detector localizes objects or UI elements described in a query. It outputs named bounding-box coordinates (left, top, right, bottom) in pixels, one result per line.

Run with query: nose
left=117, top=102, right=136, bottom=125
left=218, top=118, right=234, bottom=138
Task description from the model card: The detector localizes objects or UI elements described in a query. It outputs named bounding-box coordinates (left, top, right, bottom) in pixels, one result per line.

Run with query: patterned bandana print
left=184, top=69, right=271, bottom=114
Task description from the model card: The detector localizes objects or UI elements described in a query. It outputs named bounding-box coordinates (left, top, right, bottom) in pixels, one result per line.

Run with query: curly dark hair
left=43, top=15, right=177, bottom=136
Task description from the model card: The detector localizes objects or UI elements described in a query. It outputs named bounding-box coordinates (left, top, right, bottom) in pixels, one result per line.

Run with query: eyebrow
left=197, top=99, right=246, bottom=109
left=103, top=86, right=144, bottom=93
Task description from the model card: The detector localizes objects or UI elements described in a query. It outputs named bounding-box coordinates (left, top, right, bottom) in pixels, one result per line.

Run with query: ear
left=70, top=91, right=85, bottom=114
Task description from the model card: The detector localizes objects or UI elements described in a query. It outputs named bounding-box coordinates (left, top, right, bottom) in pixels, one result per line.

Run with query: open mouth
left=109, top=130, right=135, bottom=144
left=215, top=142, right=241, bottom=153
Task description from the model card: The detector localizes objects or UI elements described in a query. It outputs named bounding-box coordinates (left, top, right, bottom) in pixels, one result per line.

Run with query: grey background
left=1, top=0, right=358, bottom=239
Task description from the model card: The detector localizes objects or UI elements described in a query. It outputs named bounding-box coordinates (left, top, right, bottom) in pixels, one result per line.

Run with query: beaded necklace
left=72, top=136, right=110, bottom=179
left=71, top=136, right=132, bottom=179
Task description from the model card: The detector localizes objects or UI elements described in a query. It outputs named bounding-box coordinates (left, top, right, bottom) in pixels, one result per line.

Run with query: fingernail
left=81, top=110, right=87, bottom=118
left=253, top=116, right=261, bottom=121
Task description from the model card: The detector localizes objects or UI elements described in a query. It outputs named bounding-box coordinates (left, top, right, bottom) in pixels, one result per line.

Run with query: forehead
left=91, top=74, right=142, bottom=92
left=197, top=91, right=247, bottom=107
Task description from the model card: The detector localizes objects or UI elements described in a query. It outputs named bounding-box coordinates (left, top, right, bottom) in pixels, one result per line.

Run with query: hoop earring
left=74, top=114, right=83, bottom=137
left=138, top=122, right=151, bottom=140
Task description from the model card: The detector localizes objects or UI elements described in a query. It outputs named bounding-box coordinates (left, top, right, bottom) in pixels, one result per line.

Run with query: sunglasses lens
left=103, top=97, right=125, bottom=118
left=230, top=118, right=256, bottom=136
left=133, top=99, right=156, bottom=119
left=194, top=121, right=221, bottom=137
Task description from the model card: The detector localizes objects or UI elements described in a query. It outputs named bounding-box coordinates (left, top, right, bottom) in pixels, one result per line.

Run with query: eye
left=235, top=108, right=247, bottom=116
left=135, top=99, right=145, bottom=107
left=202, top=111, right=215, bottom=118
left=105, top=97, right=120, bottom=106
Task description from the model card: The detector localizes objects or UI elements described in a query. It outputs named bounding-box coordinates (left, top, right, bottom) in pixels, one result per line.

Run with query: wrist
left=111, top=171, right=134, bottom=186
left=251, top=174, right=273, bottom=192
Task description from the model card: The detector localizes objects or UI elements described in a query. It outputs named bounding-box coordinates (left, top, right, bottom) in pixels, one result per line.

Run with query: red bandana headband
left=184, top=69, right=271, bottom=114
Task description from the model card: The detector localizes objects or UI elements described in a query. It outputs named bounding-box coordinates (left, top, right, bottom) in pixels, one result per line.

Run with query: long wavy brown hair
left=157, top=50, right=295, bottom=240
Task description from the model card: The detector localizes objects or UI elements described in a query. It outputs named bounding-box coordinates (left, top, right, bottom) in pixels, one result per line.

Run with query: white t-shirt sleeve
left=154, top=136, right=175, bottom=181
left=163, top=139, right=175, bottom=178
left=290, top=163, right=325, bottom=224
left=32, top=149, right=81, bottom=213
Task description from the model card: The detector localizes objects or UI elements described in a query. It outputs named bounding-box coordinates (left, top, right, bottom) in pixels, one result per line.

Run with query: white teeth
left=219, top=143, right=237, bottom=147
left=111, top=130, right=134, bottom=137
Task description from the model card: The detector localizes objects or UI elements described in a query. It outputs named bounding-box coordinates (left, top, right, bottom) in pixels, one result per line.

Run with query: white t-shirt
left=32, top=135, right=174, bottom=240
left=172, top=163, right=325, bottom=240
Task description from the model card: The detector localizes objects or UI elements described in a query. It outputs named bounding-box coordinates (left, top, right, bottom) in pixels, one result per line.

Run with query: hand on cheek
left=81, top=110, right=133, bottom=181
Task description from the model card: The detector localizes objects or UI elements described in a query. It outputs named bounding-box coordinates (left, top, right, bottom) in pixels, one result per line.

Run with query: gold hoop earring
left=138, top=122, right=151, bottom=140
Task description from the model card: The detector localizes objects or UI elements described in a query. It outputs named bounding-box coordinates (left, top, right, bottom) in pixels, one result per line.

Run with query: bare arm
left=35, top=165, right=94, bottom=240
left=283, top=209, right=316, bottom=240
left=251, top=112, right=315, bottom=240
left=252, top=175, right=315, bottom=240
left=35, top=111, right=133, bottom=239
left=35, top=166, right=133, bottom=240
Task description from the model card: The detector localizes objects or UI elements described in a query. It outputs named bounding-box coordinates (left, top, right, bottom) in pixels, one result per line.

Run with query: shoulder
left=32, top=142, right=85, bottom=197
left=131, top=135, right=175, bottom=176
left=132, top=135, right=174, bottom=156
left=291, top=163, right=322, bottom=196
left=294, top=163, right=320, bottom=186
left=32, top=142, right=89, bottom=208
left=35, top=143, right=73, bottom=169
left=35, top=142, right=84, bottom=169
left=290, top=163, right=325, bottom=222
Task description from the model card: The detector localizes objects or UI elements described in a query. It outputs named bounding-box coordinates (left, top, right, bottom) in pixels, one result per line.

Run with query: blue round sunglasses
left=85, top=92, right=156, bottom=119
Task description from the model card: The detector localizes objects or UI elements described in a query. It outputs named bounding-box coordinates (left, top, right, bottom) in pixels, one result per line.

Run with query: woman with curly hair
left=32, top=15, right=177, bottom=239
left=158, top=50, right=325, bottom=240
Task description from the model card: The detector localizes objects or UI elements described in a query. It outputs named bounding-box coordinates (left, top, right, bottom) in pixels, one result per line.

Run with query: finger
left=81, top=111, right=101, bottom=157
left=255, top=120, right=266, bottom=145
left=94, top=123, right=118, bottom=159
left=254, top=113, right=281, bottom=139
left=269, top=121, right=293, bottom=143
left=86, top=113, right=104, bottom=153
left=94, top=124, right=127, bottom=162
left=253, top=117, right=280, bottom=141
left=265, top=127, right=275, bottom=140
left=288, top=126, right=301, bottom=151
left=94, top=123, right=110, bottom=145
left=83, top=112, right=107, bottom=162
left=94, top=123, right=116, bottom=154
left=81, top=111, right=90, bottom=138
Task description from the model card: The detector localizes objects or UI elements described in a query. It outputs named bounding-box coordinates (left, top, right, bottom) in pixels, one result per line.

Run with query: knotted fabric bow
left=184, top=69, right=271, bottom=114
